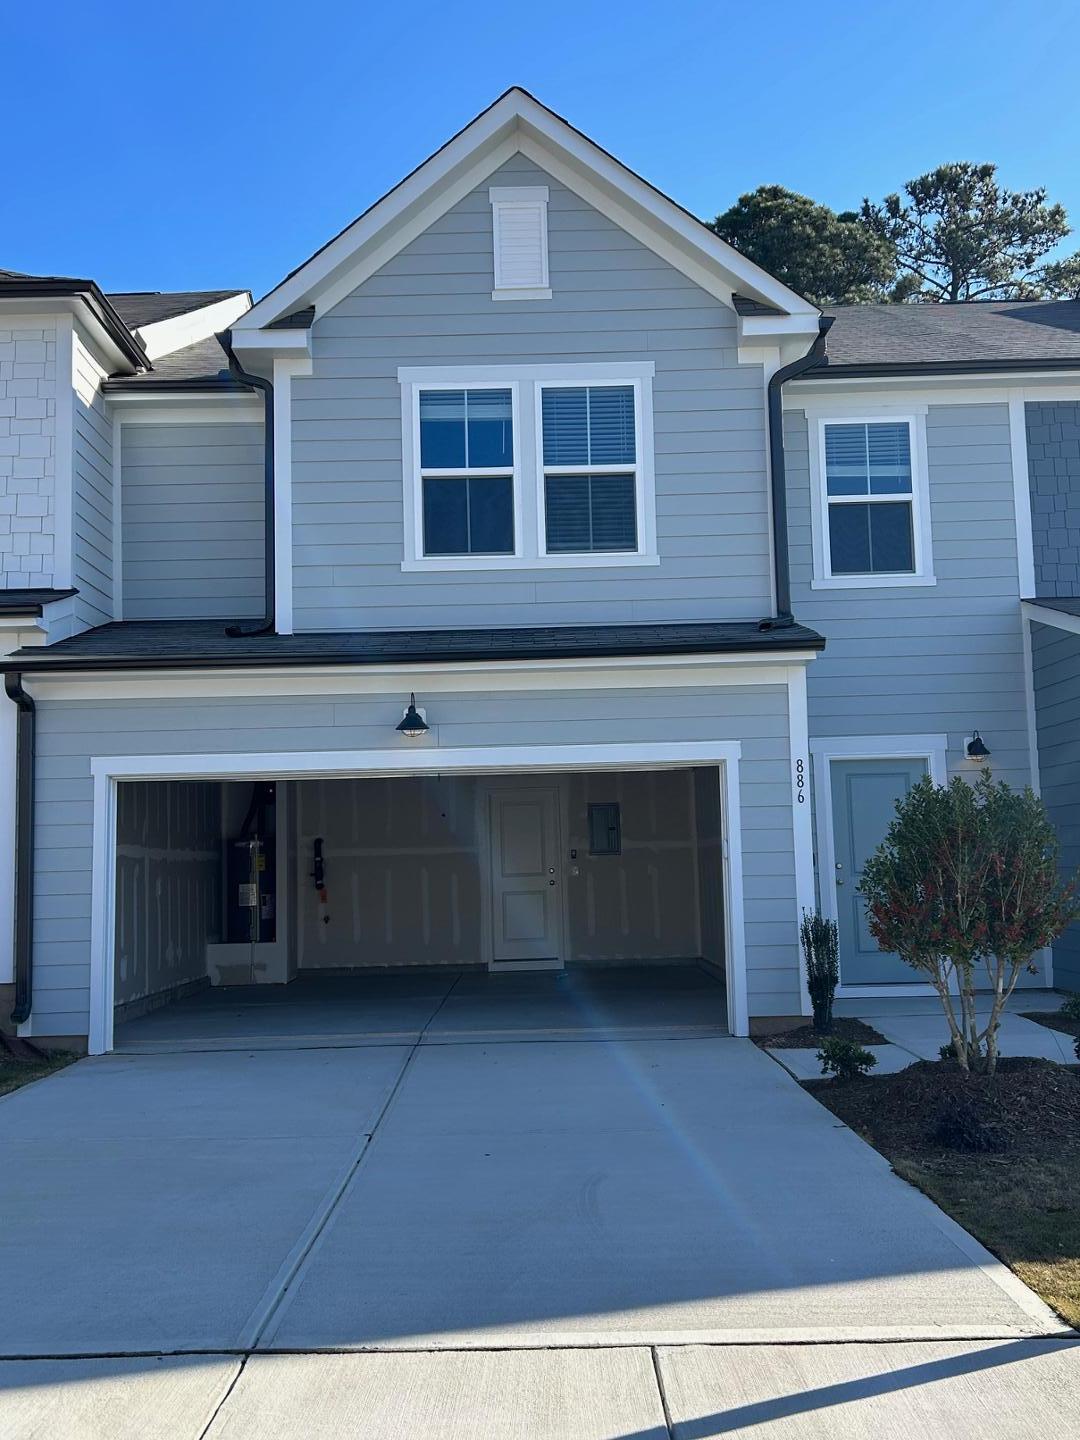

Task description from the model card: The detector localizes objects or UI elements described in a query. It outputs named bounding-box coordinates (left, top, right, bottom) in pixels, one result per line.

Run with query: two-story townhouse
left=1, top=89, right=1077, bottom=1056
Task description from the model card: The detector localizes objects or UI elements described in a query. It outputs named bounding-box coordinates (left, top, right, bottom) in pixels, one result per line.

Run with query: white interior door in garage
left=488, top=786, right=563, bottom=970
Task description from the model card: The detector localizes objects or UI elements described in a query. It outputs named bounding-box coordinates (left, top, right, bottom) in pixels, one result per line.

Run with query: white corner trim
left=273, top=357, right=310, bottom=635
left=787, top=665, right=815, bottom=1018
left=1020, top=612, right=1041, bottom=795
left=111, top=414, right=123, bottom=621
left=807, top=412, right=935, bottom=589
left=135, top=293, right=252, bottom=362
left=1008, top=391, right=1036, bottom=599
left=86, top=737, right=748, bottom=1053
left=52, top=316, right=75, bottom=590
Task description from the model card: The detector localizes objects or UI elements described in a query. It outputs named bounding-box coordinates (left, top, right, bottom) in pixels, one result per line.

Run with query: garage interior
left=111, top=767, right=730, bottom=1049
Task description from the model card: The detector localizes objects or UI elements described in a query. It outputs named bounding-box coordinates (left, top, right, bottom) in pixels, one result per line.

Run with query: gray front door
left=830, top=757, right=928, bottom=984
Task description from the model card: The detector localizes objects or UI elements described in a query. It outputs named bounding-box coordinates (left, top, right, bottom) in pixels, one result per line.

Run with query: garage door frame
left=89, top=739, right=747, bottom=1053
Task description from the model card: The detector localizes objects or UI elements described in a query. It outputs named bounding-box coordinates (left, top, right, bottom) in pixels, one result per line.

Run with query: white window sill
left=401, top=552, right=661, bottom=573
left=491, top=287, right=552, bottom=302
left=810, top=572, right=937, bottom=590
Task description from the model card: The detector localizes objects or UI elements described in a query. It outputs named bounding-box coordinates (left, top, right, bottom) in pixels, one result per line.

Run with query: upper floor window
left=810, top=413, right=934, bottom=588
left=490, top=187, right=551, bottom=301
left=400, top=364, right=657, bottom=571
left=541, top=386, right=638, bottom=554
left=419, top=388, right=515, bottom=556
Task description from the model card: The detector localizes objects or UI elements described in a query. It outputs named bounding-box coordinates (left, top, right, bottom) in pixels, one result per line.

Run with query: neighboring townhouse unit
left=2, top=89, right=1079, bottom=1054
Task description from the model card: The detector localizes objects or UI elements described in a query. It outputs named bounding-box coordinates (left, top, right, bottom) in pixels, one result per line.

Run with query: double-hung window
left=813, top=415, right=933, bottom=586
left=541, top=385, right=638, bottom=554
left=400, top=364, right=656, bottom=570
left=418, top=388, right=515, bottom=557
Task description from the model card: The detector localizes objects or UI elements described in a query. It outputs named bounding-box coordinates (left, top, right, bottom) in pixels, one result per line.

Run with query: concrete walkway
left=1, top=1009, right=1075, bottom=1436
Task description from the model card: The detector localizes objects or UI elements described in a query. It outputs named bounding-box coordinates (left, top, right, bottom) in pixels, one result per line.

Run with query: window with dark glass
left=823, top=421, right=915, bottom=575
left=587, top=802, right=622, bottom=856
left=541, top=385, right=638, bottom=553
left=419, top=389, right=514, bottom=555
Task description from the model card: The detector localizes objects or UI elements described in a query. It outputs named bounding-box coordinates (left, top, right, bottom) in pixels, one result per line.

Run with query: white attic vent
left=490, top=186, right=551, bottom=300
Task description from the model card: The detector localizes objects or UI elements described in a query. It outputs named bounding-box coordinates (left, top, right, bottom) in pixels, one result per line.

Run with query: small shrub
left=801, top=910, right=840, bottom=1034
left=1060, top=994, right=1080, bottom=1023
left=933, top=1095, right=1008, bottom=1153
left=818, top=1036, right=877, bottom=1081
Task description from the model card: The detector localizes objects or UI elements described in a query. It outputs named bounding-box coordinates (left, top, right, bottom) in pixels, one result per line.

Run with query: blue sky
left=5, top=0, right=1079, bottom=299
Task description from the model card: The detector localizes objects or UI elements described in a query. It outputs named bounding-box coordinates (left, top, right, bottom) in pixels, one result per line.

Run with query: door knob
left=548, top=879, right=555, bottom=886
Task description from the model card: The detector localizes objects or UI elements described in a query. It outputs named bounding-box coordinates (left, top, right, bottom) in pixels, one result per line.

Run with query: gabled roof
left=234, top=88, right=820, bottom=335
left=107, top=289, right=247, bottom=329
left=811, top=299, right=1080, bottom=377
left=102, top=335, right=244, bottom=392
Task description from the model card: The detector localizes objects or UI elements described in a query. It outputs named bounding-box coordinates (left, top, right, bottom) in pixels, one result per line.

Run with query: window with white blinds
left=399, top=365, right=656, bottom=570
left=541, top=385, right=638, bottom=553
left=812, top=415, right=933, bottom=586
left=490, top=187, right=551, bottom=299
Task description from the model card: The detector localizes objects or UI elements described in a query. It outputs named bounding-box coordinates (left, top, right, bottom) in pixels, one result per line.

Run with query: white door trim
left=88, top=739, right=746, bottom=1053
left=810, top=735, right=947, bottom=999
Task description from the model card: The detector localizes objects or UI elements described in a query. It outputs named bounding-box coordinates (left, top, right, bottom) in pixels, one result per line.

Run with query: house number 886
left=795, top=758, right=806, bottom=802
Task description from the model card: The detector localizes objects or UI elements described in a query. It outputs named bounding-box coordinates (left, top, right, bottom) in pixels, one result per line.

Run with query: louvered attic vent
left=490, top=186, right=552, bottom=301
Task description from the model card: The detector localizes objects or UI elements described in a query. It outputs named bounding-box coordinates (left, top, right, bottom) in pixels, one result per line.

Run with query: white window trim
left=489, top=185, right=552, bottom=301
left=808, top=412, right=935, bottom=589
left=399, top=363, right=658, bottom=571
left=810, top=734, right=948, bottom=999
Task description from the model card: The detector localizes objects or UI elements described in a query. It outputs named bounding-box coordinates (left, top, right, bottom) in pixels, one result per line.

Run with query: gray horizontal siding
left=29, top=682, right=800, bottom=1038
left=72, top=335, right=114, bottom=629
left=787, top=404, right=1032, bottom=788
left=292, top=156, right=771, bottom=631
left=120, top=422, right=264, bottom=620
left=1032, top=621, right=1080, bottom=991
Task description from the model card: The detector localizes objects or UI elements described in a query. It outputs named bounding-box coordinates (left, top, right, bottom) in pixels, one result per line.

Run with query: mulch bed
left=805, top=1056, right=1080, bottom=1328
left=760, top=1016, right=887, bottom=1049
left=1022, top=1011, right=1080, bottom=1042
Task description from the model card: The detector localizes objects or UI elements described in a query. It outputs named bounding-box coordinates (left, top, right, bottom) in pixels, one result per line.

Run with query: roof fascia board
left=792, top=370, right=1080, bottom=402
left=236, top=90, right=818, bottom=331
left=1022, top=601, right=1080, bottom=637
left=0, top=283, right=145, bottom=370
left=235, top=100, right=523, bottom=329
left=794, top=359, right=1080, bottom=383
left=136, top=293, right=252, bottom=360
left=229, top=328, right=313, bottom=360
left=0, top=295, right=142, bottom=374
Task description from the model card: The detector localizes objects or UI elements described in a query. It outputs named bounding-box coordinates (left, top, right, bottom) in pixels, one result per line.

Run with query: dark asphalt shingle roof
left=102, top=335, right=244, bottom=391
left=267, top=306, right=315, bottom=329
left=1024, top=596, right=1080, bottom=617
left=106, top=290, right=248, bottom=328
left=0, top=587, right=77, bottom=616
left=8, top=618, right=825, bottom=671
left=817, top=300, right=1080, bottom=374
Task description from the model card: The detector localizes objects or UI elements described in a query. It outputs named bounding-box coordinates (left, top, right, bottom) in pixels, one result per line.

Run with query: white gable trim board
left=232, top=90, right=818, bottom=337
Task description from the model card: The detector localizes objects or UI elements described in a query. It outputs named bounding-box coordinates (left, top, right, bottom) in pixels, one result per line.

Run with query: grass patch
left=759, top=1016, right=887, bottom=1050
left=0, top=1049, right=77, bottom=1098
left=806, top=1057, right=1080, bottom=1329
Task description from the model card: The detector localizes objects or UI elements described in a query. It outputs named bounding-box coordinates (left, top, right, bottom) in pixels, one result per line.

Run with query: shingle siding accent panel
left=28, top=682, right=800, bottom=1038
left=120, top=422, right=264, bottom=620
left=291, top=156, right=771, bottom=632
left=1032, top=621, right=1080, bottom=991
left=0, top=318, right=57, bottom=589
left=1026, top=400, right=1080, bottom=599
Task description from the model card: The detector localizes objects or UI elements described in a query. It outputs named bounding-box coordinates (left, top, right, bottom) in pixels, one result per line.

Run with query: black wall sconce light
left=965, top=730, right=990, bottom=760
left=396, top=694, right=430, bottom=738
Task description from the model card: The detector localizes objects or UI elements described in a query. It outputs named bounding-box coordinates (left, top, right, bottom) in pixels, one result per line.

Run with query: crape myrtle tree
left=859, top=772, right=1078, bottom=1075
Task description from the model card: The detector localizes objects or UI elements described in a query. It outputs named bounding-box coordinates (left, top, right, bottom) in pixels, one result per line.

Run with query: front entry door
left=489, top=787, right=562, bottom=968
left=830, top=757, right=928, bottom=984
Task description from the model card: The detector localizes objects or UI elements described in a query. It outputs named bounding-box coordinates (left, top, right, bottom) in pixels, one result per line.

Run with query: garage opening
left=110, top=767, right=729, bottom=1050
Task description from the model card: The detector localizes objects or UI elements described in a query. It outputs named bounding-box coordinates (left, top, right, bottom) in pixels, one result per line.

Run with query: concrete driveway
left=1, top=1017, right=1075, bottom=1436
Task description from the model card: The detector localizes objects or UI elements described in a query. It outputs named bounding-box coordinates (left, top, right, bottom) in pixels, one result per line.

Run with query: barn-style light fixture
left=966, top=730, right=990, bottom=760
left=396, top=694, right=429, bottom=738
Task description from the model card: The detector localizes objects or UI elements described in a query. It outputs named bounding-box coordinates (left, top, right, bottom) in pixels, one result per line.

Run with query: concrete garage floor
left=3, top=978, right=1077, bottom=1438
left=115, top=964, right=731, bottom=1051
